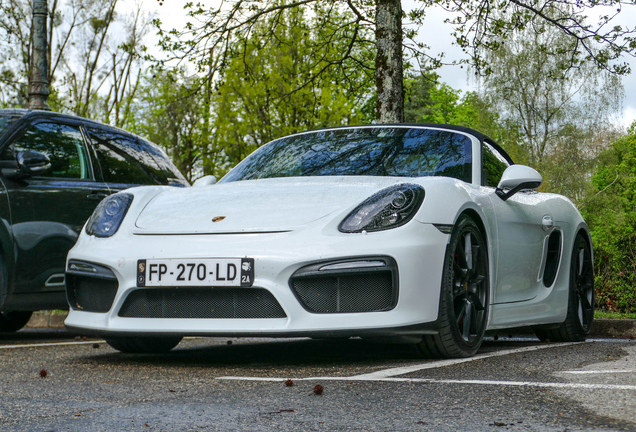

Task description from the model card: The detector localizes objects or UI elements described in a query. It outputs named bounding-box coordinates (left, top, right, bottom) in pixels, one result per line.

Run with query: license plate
left=136, top=258, right=254, bottom=287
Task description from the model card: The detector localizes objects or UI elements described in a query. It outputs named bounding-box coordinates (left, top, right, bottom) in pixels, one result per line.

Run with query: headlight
left=85, top=193, right=133, bottom=238
left=339, top=184, right=425, bottom=233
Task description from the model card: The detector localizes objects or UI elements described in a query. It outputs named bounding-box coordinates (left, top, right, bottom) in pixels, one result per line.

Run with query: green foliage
left=0, top=0, right=152, bottom=125
left=134, top=68, right=220, bottom=182
left=475, top=13, right=623, bottom=204
left=479, top=17, right=623, bottom=168
left=210, top=2, right=375, bottom=176
left=584, top=124, right=636, bottom=312
left=404, top=74, right=525, bottom=164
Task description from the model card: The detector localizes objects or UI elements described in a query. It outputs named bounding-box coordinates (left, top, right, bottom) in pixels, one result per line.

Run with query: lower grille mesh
left=291, top=271, right=396, bottom=313
left=118, top=287, right=286, bottom=319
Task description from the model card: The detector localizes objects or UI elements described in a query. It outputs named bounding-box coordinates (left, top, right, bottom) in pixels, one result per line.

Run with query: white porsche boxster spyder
left=64, top=124, right=594, bottom=358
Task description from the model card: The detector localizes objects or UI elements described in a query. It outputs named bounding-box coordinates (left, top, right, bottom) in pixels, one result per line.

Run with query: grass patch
left=33, top=310, right=68, bottom=315
left=595, top=310, right=636, bottom=319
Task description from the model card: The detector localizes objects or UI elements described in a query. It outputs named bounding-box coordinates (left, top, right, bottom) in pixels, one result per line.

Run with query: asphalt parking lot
left=0, top=330, right=635, bottom=431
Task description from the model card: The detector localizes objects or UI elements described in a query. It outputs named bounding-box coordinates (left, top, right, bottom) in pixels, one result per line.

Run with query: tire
left=0, top=255, right=31, bottom=333
left=535, top=233, right=594, bottom=342
left=0, top=311, right=33, bottom=332
left=105, top=336, right=182, bottom=354
left=416, top=215, right=489, bottom=358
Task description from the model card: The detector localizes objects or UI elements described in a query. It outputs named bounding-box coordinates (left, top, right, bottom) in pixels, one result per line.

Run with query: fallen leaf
left=39, top=369, right=47, bottom=378
left=284, top=379, right=293, bottom=387
left=313, top=384, right=324, bottom=395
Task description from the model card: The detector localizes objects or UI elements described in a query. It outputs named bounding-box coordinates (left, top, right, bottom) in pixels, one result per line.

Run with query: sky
left=139, top=0, right=636, bottom=127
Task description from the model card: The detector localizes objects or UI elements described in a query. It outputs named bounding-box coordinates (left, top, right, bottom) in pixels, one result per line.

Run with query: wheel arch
left=458, top=208, right=488, bottom=246
left=0, top=182, right=15, bottom=311
left=0, top=221, right=15, bottom=311
left=453, top=207, right=492, bottom=274
left=575, top=223, right=594, bottom=262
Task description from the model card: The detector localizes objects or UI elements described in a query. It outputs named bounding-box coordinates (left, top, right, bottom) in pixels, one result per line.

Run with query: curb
left=26, top=311, right=68, bottom=329
left=25, top=312, right=636, bottom=338
left=589, top=319, right=636, bottom=339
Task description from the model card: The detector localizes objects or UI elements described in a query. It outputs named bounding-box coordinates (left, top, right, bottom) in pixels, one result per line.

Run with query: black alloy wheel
left=535, top=233, right=594, bottom=342
left=417, top=215, right=489, bottom=358
left=574, top=235, right=595, bottom=332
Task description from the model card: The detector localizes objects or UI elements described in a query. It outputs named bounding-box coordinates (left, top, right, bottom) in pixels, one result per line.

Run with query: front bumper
left=64, top=222, right=449, bottom=337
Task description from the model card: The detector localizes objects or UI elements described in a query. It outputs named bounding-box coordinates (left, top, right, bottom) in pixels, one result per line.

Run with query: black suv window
left=85, top=128, right=165, bottom=185
left=138, top=138, right=188, bottom=185
left=4, top=122, right=91, bottom=179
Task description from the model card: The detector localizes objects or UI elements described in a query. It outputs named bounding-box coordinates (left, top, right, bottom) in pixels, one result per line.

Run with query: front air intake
left=289, top=257, right=399, bottom=313
left=66, top=260, right=119, bottom=313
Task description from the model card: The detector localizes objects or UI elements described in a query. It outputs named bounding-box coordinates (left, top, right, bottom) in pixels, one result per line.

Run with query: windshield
left=221, top=127, right=473, bottom=183
left=0, top=112, right=25, bottom=138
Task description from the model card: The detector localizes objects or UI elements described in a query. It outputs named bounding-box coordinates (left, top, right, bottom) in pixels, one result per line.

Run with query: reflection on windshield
left=221, top=127, right=472, bottom=183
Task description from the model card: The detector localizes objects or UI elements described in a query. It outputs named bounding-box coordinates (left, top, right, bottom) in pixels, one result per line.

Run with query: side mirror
left=17, top=150, right=51, bottom=176
left=495, top=165, right=542, bottom=201
left=193, top=175, right=217, bottom=187
left=2, top=150, right=51, bottom=179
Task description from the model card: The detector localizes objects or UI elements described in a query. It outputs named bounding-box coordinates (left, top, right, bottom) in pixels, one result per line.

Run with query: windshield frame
left=0, top=110, right=28, bottom=142
left=220, top=125, right=482, bottom=185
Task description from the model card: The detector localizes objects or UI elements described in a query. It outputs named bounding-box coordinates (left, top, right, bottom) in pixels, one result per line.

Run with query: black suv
left=0, top=109, right=188, bottom=331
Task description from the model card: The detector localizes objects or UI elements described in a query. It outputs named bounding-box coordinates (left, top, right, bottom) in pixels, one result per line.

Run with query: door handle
left=542, top=215, right=553, bottom=231
left=87, top=192, right=110, bottom=200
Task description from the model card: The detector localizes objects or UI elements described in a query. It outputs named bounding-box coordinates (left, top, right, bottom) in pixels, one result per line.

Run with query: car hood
left=133, top=176, right=410, bottom=234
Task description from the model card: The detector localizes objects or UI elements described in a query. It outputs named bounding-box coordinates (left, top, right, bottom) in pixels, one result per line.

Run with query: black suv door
left=0, top=120, right=110, bottom=299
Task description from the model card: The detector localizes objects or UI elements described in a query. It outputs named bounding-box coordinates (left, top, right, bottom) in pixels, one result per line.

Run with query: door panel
left=1, top=121, right=110, bottom=293
left=489, top=192, right=551, bottom=303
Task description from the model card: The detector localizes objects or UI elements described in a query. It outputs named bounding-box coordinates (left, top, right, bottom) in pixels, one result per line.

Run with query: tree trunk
left=375, top=0, right=403, bottom=123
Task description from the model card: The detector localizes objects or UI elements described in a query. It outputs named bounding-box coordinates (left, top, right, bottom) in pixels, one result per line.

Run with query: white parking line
left=562, top=370, right=636, bottom=375
left=350, top=342, right=579, bottom=379
left=381, top=378, right=636, bottom=391
left=218, top=342, right=580, bottom=382
left=216, top=376, right=636, bottom=391
left=0, top=340, right=105, bottom=350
